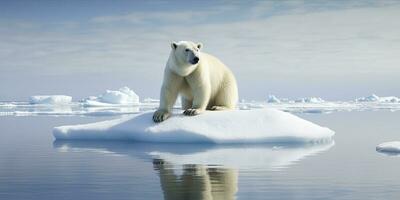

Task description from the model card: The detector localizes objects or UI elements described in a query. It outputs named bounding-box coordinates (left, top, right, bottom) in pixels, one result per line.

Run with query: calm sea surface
left=1, top=111, right=400, bottom=200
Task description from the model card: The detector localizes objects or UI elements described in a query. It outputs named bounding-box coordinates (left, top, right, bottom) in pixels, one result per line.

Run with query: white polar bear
left=153, top=41, right=238, bottom=122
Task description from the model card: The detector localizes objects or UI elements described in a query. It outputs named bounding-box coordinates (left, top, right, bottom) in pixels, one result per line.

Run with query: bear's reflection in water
left=153, top=159, right=238, bottom=200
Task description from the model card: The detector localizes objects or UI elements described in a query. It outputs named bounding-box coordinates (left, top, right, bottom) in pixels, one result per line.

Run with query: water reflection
left=53, top=141, right=333, bottom=199
left=153, top=159, right=238, bottom=200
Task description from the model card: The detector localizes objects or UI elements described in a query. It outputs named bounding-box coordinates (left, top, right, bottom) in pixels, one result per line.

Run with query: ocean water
left=1, top=111, right=400, bottom=200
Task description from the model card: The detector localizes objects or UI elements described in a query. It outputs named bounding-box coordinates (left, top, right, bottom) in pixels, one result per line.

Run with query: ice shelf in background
left=53, top=108, right=334, bottom=143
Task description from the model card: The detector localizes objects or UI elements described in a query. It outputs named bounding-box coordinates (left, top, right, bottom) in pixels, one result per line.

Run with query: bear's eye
left=185, top=49, right=189, bottom=52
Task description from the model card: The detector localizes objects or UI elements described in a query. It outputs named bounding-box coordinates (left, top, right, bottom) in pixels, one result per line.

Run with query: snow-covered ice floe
left=53, top=140, right=334, bottom=170
left=29, top=95, right=72, bottom=105
left=53, top=108, right=334, bottom=143
left=376, top=141, right=400, bottom=155
left=81, top=86, right=139, bottom=106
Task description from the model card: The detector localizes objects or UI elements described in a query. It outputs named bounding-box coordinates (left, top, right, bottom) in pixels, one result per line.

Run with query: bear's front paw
left=153, top=110, right=170, bottom=123
left=183, top=108, right=202, bottom=116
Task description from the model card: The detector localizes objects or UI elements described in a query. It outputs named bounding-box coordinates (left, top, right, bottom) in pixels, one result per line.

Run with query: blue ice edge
left=53, top=108, right=334, bottom=144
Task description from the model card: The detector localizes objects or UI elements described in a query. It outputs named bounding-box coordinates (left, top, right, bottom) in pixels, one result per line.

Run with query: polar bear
left=153, top=41, right=238, bottom=122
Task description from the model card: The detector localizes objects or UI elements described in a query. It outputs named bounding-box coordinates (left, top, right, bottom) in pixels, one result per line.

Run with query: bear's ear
left=197, top=43, right=203, bottom=49
left=171, top=42, right=178, bottom=50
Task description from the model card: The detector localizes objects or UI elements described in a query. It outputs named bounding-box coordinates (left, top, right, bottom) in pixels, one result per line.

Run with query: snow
left=29, top=95, right=72, bottom=105
left=53, top=108, right=334, bottom=143
left=81, top=86, right=139, bottom=106
left=376, top=141, right=400, bottom=153
left=356, top=94, right=400, bottom=103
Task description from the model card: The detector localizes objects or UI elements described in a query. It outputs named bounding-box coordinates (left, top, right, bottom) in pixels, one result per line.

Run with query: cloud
left=90, top=5, right=236, bottom=25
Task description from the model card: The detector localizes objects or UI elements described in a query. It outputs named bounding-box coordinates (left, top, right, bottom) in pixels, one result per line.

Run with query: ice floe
left=29, top=95, right=72, bottom=105
left=376, top=141, right=400, bottom=154
left=81, top=86, right=139, bottom=106
left=53, top=108, right=334, bottom=143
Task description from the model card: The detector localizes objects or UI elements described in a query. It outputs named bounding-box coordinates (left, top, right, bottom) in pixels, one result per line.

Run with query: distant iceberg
left=53, top=108, right=334, bottom=144
left=295, top=97, right=325, bottom=103
left=267, top=95, right=281, bottom=103
left=29, top=95, right=72, bottom=105
left=356, top=94, right=399, bottom=103
left=81, top=86, right=139, bottom=106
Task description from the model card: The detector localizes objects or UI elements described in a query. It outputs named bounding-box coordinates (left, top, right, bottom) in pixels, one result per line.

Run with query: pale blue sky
left=0, top=0, right=399, bottom=101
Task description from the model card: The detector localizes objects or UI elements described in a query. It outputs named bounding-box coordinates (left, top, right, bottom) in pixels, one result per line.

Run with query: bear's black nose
left=193, top=57, right=199, bottom=63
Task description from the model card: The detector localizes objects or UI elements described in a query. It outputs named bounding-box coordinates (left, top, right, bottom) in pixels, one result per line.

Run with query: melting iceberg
left=81, top=86, right=139, bottom=106
left=29, top=95, right=72, bottom=105
left=53, top=108, right=334, bottom=143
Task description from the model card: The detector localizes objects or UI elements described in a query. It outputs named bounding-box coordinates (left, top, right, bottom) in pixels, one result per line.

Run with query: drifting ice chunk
left=53, top=108, right=334, bottom=144
left=29, top=95, right=72, bottom=105
left=376, top=141, right=400, bottom=153
left=82, top=86, right=139, bottom=106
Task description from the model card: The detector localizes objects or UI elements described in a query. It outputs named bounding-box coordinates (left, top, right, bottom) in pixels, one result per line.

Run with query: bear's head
left=169, top=41, right=203, bottom=76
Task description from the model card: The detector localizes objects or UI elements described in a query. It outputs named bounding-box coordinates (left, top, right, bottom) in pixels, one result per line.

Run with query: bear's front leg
left=153, top=69, right=183, bottom=122
left=153, top=109, right=171, bottom=122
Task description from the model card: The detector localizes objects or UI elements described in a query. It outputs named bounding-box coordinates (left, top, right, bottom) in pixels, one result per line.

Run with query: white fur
left=153, top=41, right=238, bottom=122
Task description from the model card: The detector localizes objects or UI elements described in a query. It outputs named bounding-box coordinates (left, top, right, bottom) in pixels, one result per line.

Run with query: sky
left=0, top=0, right=399, bottom=101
